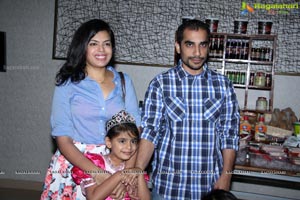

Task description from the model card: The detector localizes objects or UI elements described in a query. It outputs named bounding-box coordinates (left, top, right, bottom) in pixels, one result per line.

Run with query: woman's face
left=85, top=30, right=113, bottom=70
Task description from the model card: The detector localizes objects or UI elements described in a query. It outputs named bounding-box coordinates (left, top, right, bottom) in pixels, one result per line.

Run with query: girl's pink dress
left=72, top=152, right=149, bottom=200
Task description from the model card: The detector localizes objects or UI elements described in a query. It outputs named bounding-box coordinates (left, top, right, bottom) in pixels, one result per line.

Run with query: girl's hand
left=121, top=167, right=143, bottom=186
left=92, top=170, right=111, bottom=185
left=121, top=168, right=144, bottom=199
left=111, top=182, right=126, bottom=200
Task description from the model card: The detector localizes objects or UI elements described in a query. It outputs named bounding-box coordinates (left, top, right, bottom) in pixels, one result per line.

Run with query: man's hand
left=214, top=173, right=232, bottom=191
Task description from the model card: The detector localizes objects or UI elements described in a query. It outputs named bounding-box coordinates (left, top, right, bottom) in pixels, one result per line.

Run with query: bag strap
left=119, top=72, right=126, bottom=100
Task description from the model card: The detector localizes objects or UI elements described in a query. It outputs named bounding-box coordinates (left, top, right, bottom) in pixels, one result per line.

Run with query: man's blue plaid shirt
left=141, top=61, right=240, bottom=199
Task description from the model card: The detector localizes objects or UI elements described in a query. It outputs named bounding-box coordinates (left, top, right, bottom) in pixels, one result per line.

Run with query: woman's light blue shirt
left=51, top=66, right=140, bottom=144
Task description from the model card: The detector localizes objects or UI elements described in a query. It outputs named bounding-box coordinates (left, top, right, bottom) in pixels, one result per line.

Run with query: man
left=135, top=19, right=240, bottom=199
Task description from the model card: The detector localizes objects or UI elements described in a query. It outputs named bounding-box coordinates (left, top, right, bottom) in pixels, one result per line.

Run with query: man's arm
left=137, top=172, right=151, bottom=200
left=135, top=139, right=155, bottom=170
left=214, top=149, right=236, bottom=191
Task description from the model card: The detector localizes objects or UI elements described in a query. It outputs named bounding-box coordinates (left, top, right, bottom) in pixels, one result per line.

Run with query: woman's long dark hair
left=55, top=19, right=115, bottom=86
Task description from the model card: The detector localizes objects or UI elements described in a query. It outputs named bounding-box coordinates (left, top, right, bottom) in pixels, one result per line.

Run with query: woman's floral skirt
left=40, top=142, right=108, bottom=200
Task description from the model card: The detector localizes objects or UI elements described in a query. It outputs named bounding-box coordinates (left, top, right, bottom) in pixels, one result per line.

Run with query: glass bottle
left=240, top=72, right=246, bottom=85
left=225, top=40, right=231, bottom=59
left=217, top=35, right=224, bottom=58
left=240, top=115, right=252, bottom=137
left=244, top=41, right=249, bottom=60
left=255, top=114, right=267, bottom=142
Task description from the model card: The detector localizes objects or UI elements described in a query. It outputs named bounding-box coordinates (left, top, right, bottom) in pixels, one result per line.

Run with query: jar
left=255, top=72, right=266, bottom=86
left=205, top=18, right=219, bottom=33
left=234, top=20, right=248, bottom=34
left=256, top=97, right=268, bottom=111
left=258, top=21, right=273, bottom=34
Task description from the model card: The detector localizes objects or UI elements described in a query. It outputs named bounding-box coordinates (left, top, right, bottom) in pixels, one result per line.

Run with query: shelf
left=233, top=85, right=271, bottom=90
left=247, top=85, right=272, bottom=90
left=242, top=109, right=272, bottom=114
left=211, top=32, right=277, bottom=40
left=208, top=33, right=276, bottom=110
left=234, top=165, right=300, bottom=177
left=209, top=58, right=273, bottom=65
left=233, top=84, right=246, bottom=88
left=248, top=60, right=273, bottom=65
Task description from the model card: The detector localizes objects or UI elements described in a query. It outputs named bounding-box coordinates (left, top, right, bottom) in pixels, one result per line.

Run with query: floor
left=0, top=179, right=43, bottom=200
left=0, top=188, right=42, bottom=200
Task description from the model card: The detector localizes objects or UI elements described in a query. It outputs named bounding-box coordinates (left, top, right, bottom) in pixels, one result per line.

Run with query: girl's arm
left=85, top=170, right=150, bottom=200
left=56, top=136, right=110, bottom=183
left=85, top=171, right=124, bottom=200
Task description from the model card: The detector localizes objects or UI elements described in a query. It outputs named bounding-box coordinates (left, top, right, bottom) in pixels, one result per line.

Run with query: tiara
left=106, top=110, right=136, bottom=132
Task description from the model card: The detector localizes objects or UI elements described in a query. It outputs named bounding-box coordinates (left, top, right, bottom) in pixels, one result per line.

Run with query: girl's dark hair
left=106, top=123, right=140, bottom=142
left=55, top=19, right=115, bottom=86
left=176, top=19, right=210, bottom=44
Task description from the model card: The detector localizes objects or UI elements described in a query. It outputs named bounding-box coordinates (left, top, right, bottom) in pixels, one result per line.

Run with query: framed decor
left=53, top=0, right=300, bottom=73
left=52, top=0, right=181, bottom=66
left=0, top=31, right=6, bottom=72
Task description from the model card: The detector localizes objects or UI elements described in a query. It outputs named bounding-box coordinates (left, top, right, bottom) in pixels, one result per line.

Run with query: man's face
left=175, top=29, right=209, bottom=75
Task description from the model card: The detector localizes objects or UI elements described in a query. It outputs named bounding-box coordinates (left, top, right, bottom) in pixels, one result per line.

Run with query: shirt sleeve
left=50, top=84, right=74, bottom=137
left=123, top=73, right=141, bottom=126
left=218, top=80, right=240, bottom=151
left=140, top=77, right=164, bottom=147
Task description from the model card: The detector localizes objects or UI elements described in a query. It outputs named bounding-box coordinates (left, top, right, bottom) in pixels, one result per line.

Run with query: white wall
left=0, top=0, right=299, bottom=183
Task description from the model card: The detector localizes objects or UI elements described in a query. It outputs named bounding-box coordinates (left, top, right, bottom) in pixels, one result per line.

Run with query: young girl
left=71, top=110, right=150, bottom=200
left=41, top=19, right=140, bottom=199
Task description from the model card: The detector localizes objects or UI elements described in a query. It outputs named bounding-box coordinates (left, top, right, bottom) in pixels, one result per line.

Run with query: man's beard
left=183, top=56, right=207, bottom=71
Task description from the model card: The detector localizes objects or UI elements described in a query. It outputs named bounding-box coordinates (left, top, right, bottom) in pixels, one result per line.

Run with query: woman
left=41, top=19, right=140, bottom=200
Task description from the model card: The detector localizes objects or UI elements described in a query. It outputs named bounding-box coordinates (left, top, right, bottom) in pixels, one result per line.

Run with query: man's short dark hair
left=176, top=19, right=210, bottom=44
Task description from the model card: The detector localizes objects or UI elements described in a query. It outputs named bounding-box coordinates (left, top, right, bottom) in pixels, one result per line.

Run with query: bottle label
left=255, top=125, right=267, bottom=141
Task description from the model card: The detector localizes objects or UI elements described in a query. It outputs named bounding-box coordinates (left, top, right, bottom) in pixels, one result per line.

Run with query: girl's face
left=85, top=30, right=113, bottom=70
left=105, top=131, right=138, bottom=165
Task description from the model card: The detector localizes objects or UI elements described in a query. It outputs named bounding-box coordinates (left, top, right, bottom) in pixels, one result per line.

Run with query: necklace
left=105, top=155, right=125, bottom=172
left=96, top=78, right=105, bottom=84
left=86, top=68, right=108, bottom=84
